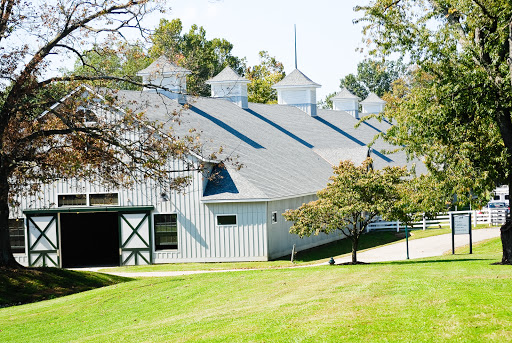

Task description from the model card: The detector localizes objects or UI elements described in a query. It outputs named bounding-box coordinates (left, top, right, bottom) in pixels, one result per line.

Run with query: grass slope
left=0, top=268, right=129, bottom=308
left=1, top=238, right=510, bottom=342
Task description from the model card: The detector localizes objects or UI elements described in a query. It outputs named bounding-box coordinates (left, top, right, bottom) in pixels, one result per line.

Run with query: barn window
left=271, top=212, right=278, bottom=224
left=89, top=193, right=118, bottom=206
left=154, top=214, right=178, bottom=250
left=216, top=214, right=237, bottom=226
left=9, top=219, right=25, bottom=254
left=58, top=194, right=87, bottom=207
left=494, top=195, right=501, bottom=200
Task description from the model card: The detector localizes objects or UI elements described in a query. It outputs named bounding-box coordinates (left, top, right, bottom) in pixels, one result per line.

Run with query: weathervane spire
left=294, top=24, right=297, bottom=69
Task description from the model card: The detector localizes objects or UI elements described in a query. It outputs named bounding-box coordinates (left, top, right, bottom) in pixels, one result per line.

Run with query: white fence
left=367, top=209, right=509, bottom=232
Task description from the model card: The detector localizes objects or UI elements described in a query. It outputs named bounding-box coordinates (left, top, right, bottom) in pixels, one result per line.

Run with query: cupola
left=136, top=56, right=191, bottom=104
left=272, top=69, right=321, bottom=116
left=205, top=66, right=250, bottom=109
left=331, top=87, right=360, bottom=118
left=361, top=92, right=386, bottom=114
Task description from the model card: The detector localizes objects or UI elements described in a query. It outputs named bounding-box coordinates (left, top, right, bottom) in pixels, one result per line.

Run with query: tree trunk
left=500, top=176, right=512, bottom=264
left=351, top=238, right=359, bottom=264
left=501, top=218, right=512, bottom=264
left=0, top=167, right=20, bottom=268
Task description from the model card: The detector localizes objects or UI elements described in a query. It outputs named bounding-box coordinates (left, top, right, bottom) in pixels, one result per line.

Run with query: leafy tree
left=149, top=18, right=246, bottom=96
left=321, top=59, right=405, bottom=109
left=356, top=1, right=512, bottom=263
left=73, top=41, right=152, bottom=90
left=283, top=158, right=409, bottom=264
left=0, top=1, right=206, bottom=267
left=245, top=51, right=286, bottom=104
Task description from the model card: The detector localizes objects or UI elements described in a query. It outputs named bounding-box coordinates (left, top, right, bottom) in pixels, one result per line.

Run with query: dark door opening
left=60, top=212, right=119, bottom=268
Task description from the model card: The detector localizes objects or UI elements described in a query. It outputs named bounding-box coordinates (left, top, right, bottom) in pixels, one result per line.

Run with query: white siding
left=266, top=195, right=345, bottom=259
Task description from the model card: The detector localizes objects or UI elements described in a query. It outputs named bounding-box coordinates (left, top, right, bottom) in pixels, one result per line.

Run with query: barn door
left=27, top=214, right=60, bottom=267
left=119, top=212, right=152, bottom=266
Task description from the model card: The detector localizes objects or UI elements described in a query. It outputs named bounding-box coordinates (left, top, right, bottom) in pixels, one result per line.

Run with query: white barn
left=10, top=59, right=415, bottom=268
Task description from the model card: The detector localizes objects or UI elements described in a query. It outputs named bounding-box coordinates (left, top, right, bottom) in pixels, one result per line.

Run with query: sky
left=145, top=0, right=370, bottom=101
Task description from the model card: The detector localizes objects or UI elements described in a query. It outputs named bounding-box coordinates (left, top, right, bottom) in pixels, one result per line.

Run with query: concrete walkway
left=84, top=228, right=501, bottom=278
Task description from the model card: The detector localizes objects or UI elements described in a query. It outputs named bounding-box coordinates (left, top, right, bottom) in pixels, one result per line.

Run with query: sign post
left=451, top=213, right=472, bottom=255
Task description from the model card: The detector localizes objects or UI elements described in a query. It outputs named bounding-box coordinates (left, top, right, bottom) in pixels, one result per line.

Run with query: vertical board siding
left=13, top=155, right=272, bottom=263
left=266, top=195, right=345, bottom=259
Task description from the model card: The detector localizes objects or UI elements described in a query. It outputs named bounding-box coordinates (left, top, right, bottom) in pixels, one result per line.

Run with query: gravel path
left=79, top=228, right=501, bottom=277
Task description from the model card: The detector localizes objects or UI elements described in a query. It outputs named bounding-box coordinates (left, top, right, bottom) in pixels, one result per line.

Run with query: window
left=494, top=195, right=501, bottom=200
left=506, top=195, right=510, bottom=200
left=89, top=193, right=118, bottom=206
left=58, top=194, right=87, bottom=207
left=154, top=214, right=178, bottom=250
left=217, top=215, right=237, bottom=226
left=9, top=219, right=25, bottom=254
left=271, top=212, right=278, bottom=224
left=57, top=193, right=118, bottom=207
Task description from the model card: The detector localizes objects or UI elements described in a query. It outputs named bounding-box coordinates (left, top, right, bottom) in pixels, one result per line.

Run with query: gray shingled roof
left=272, top=69, right=321, bottom=88
left=332, top=87, right=360, bottom=100
left=361, top=92, right=386, bottom=104
left=136, top=56, right=191, bottom=76
left=113, top=90, right=425, bottom=201
left=206, top=66, right=249, bottom=84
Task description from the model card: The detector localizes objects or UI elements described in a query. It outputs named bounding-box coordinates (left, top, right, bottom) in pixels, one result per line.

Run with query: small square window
left=506, top=195, right=510, bottom=200
left=217, top=215, right=237, bottom=226
left=494, top=195, right=501, bottom=200
left=271, top=212, right=277, bottom=224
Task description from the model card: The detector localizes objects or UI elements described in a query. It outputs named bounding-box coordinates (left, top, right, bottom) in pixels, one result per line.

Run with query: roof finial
left=294, top=24, right=298, bottom=69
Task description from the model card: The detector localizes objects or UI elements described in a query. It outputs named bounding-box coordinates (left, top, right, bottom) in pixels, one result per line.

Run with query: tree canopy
left=284, top=158, right=409, bottom=264
left=245, top=51, right=286, bottom=104
left=320, top=58, right=405, bottom=109
left=149, top=18, right=246, bottom=96
left=356, top=0, right=512, bottom=263
left=0, top=1, right=209, bottom=267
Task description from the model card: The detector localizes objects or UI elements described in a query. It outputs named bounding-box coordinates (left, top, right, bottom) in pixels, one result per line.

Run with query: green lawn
left=0, top=268, right=127, bottom=307
left=1, top=237, right=510, bottom=342
left=99, top=226, right=495, bottom=273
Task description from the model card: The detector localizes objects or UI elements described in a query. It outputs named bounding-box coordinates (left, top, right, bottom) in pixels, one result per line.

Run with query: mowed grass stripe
left=2, top=238, right=512, bottom=342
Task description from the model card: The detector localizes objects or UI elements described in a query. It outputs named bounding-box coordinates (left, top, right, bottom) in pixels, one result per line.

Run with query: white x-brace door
left=119, top=212, right=152, bottom=266
left=27, top=214, right=60, bottom=267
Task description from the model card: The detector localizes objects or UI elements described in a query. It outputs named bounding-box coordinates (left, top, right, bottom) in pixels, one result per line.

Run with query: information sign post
left=451, top=213, right=472, bottom=255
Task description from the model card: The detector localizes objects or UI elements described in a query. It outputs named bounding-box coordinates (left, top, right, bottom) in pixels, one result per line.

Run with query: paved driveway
left=90, top=228, right=501, bottom=278
left=334, top=228, right=500, bottom=264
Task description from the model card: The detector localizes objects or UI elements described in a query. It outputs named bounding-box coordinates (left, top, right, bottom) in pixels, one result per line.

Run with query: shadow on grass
left=0, top=267, right=132, bottom=308
left=377, top=258, right=492, bottom=266
left=275, top=231, right=403, bottom=263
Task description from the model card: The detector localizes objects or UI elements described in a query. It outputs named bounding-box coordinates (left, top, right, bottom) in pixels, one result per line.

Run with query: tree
left=73, top=41, right=152, bottom=91
left=356, top=1, right=512, bottom=263
left=320, top=59, right=405, bottom=109
left=283, top=158, right=408, bottom=264
left=0, top=1, right=207, bottom=267
left=149, top=18, right=246, bottom=96
left=245, top=51, right=286, bottom=104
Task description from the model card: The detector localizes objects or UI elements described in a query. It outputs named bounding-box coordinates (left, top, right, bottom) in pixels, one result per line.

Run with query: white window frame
left=216, top=214, right=238, bottom=226
left=271, top=211, right=278, bottom=224
left=153, top=213, right=179, bottom=251
left=56, top=191, right=120, bottom=207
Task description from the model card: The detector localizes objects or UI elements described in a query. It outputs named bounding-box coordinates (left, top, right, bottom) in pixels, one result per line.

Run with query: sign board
left=453, top=214, right=471, bottom=235
left=451, top=213, right=473, bottom=255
